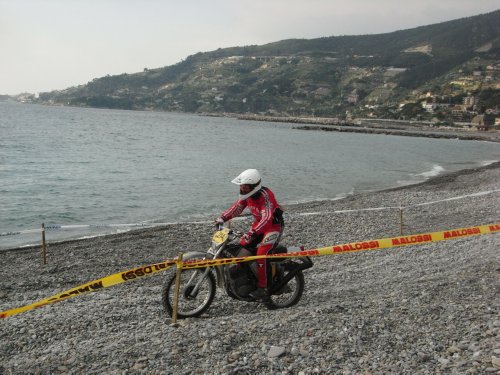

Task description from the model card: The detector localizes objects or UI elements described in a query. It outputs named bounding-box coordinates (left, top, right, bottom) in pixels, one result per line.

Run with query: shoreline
left=3, top=161, right=499, bottom=254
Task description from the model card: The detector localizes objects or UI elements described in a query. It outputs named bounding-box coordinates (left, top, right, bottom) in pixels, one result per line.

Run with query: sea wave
left=414, top=165, right=446, bottom=178
left=481, top=159, right=498, bottom=166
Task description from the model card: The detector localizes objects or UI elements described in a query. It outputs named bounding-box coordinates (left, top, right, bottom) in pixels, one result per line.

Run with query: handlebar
left=214, top=221, right=243, bottom=235
left=230, top=229, right=244, bottom=236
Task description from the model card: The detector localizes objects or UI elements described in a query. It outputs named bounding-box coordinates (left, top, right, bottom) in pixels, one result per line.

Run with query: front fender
left=181, top=251, right=208, bottom=262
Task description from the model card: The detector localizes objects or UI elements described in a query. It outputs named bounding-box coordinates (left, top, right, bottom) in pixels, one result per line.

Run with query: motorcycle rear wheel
left=162, top=268, right=216, bottom=318
left=264, top=271, right=305, bottom=310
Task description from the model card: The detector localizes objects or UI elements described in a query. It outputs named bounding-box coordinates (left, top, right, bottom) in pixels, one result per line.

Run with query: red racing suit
left=219, top=187, right=284, bottom=289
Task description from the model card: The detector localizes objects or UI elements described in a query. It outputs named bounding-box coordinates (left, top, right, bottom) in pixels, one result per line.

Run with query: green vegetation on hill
left=34, top=10, right=500, bottom=122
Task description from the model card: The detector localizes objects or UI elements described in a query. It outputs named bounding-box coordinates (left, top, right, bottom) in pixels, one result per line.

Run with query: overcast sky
left=1, top=0, right=498, bottom=95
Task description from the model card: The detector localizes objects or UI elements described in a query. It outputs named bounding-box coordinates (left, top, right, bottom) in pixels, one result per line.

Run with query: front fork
left=180, top=248, right=226, bottom=297
left=184, top=266, right=213, bottom=297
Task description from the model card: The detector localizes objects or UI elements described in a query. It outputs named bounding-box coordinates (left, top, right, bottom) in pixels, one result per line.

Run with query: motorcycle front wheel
left=162, top=268, right=216, bottom=318
left=265, top=271, right=305, bottom=310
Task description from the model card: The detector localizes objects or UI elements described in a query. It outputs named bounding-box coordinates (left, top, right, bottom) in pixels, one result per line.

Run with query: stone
left=438, top=358, right=449, bottom=366
left=492, top=356, right=500, bottom=369
left=268, top=346, right=286, bottom=358
left=458, top=342, right=469, bottom=350
left=132, top=362, right=146, bottom=370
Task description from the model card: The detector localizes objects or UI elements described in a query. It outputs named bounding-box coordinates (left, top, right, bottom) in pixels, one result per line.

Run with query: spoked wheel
left=264, top=271, right=305, bottom=310
left=162, top=268, right=216, bottom=318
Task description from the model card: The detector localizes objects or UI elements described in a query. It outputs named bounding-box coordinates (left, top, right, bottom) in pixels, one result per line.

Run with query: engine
left=226, top=263, right=256, bottom=297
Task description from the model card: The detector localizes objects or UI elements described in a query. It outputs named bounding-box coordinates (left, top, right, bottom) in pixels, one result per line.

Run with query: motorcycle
left=161, top=224, right=313, bottom=318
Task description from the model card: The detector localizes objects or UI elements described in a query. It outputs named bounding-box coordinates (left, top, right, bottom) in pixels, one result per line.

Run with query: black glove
left=214, top=218, right=224, bottom=230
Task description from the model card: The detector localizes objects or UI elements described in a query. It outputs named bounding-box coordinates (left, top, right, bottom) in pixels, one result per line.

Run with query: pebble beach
left=1, top=162, right=499, bottom=374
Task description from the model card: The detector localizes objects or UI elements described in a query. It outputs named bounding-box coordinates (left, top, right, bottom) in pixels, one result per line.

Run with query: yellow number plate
left=212, top=229, right=229, bottom=244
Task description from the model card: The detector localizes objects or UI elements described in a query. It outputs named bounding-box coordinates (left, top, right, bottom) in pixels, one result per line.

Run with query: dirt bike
left=161, top=225, right=313, bottom=318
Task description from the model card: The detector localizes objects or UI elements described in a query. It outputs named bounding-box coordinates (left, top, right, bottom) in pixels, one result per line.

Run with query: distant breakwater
left=237, top=114, right=347, bottom=126
left=236, top=115, right=500, bottom=143
left=294, top=125, right=493, bottom=142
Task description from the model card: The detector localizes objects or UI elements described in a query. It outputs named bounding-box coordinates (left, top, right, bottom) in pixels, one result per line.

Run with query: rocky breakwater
left=236, top=114, right=500, bottom=142
left=1, top=163, right=499, bottom=374
left=296, top=124, right=500, bottom=142
left=237, top=114, right=344, bottom=126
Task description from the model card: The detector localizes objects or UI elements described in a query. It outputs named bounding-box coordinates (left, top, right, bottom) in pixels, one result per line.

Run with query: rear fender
left=269, top=257, right=313, bottom=294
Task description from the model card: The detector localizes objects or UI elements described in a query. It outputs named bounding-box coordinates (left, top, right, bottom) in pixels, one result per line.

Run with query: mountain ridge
left=31, top=10, right=500, bottom=121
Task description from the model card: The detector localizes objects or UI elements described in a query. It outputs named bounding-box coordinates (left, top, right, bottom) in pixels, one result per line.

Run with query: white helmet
left=232, top=169, right=262, bottom=199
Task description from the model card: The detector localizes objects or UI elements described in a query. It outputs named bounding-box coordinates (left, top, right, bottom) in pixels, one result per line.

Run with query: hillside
left=33, top=10, right=500, bottom=121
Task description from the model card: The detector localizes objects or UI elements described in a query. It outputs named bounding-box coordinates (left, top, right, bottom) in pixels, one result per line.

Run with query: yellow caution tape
left=312, top=223, right=499, bottom=256
left=1, top=223, right=498, bottom=318
left=181, top=223, right=500, bottom=269
left=0, top=259, right=177, bottom=319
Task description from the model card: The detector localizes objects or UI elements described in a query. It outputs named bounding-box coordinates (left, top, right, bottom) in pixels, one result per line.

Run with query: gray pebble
left=268, top=346, right=286, bottom=358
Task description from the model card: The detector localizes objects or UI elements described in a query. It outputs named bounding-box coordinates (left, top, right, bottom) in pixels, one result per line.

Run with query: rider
left=216, top=169, right=284, bottom=300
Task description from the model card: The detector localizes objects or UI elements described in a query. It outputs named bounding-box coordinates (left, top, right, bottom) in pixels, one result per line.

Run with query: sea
left=1, top=101, right=499, bottom=249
